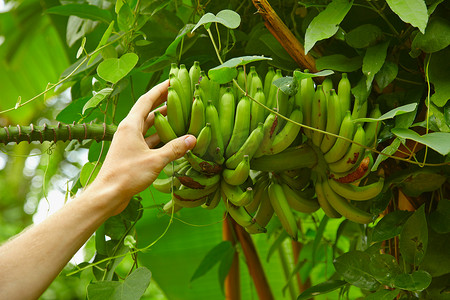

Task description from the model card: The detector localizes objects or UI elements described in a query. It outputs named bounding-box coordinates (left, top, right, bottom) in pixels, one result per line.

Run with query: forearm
left=0, top=182, right=119, bottom=300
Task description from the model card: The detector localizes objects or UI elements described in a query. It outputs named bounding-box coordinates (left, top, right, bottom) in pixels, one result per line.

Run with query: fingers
left=156, top=135, right=197, bottom=166
left=128, top=80, right=169, bottom=121
left=145, top=133, right=160, bottom=148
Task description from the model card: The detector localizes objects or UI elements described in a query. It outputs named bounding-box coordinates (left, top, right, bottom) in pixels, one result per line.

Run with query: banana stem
left=232, top=220, right=274, bottom=300
left=0, top=123, right=117, bottom=145
left=223, top=214, right=241, bottom=300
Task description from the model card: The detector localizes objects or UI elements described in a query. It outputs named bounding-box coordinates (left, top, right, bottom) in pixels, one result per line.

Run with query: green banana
left=265, top=69, right=283, bottom=114
left=278, top=171, right=309, bottom=191
left=189, top=61, right=201, bottom=93
left=163, top=159, right=188, bottom=177
left=364, top=104, right=382, bottom=147
left=174, top=169, right=221, bottom=190
left=235, top=66, right=246, bottom=98
left=187, top=96, right=205, bottom=136
left=173, top=183, right=219, bottom=202
left=223, top=197, right=259, bottom=229
left=225, top=122, right=264, bottom=169
left=314, top=176, right=342, bottom=218
left=322, top=77, right=333, bottom=97
left=251, top=145, right=318, bottom=172
left=218, top=87, right=236, bottom=146
left=293, top=70, right=302, bottom=109
left=184, top=150, right=222, bottom=175
left=177, top=64, right=192, bottom=124
left=281, top=182, right=320, bottom=213
left=199, top=70, right=211, bottom=101
left=205, top=100, right=225, bottom=164
left=193, top=84, right=206, bottom=105
left=323, top=111, right=355, bottom=164
left=202, top=187, right=222, bottom=210
left=221, top=181, right=253, bottom=207
left=169, top=63, right=179, bottom=77
left=250, top=87, right=267, bottom=131
left=351, top=97, right=368, bottom=122
left=253, top=113, right=278, bottom=158
left=167, top=87, right=186, bottom=136
left=249, top=67, right=263, bottom=98
left=163, top=199, right=183, bottom=214
left=225, top=96, right=251, bottom=158
left=338, top=73, right=351, bottom=119
left=210, top=79, right=221, bottom=109
left=223, top=155, right=250, bottom=186
left=263, top=66, right=275, bottom=99
left=275, top=89, right=290, bottom=130
left=268, top=108, right=303, bottom=155
left=245, top=176, right=270, bottom=214
left=328, top=177, right=384, bottom=201
left=329, top=152, right=373, bottom=184
left=328, top=124, right=366, bottom=174
left=169, top=73, right=187, bottom=122
left=152, top=176, right=181, bottom=194
left=298, top=70, right=315, bottom=138
left=311, top=85, right=327, bottom=147
left=192, top=123, right=211, bottom=157
left=245, top=185, right=272, bottom=234
left=268, top=182, right=298, bottom=240
left=322, top=179, right=373, bottom=224
left=154, top=111, right=177, bottom=144
left=320, top=89, right=342, bottom=153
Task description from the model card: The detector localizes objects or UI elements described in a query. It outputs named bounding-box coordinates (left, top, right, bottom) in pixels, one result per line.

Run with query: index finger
left=128, top=80, right=169, bottom=120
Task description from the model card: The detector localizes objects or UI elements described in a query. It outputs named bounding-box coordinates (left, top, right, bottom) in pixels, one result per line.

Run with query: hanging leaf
left=391, top=128, right=450, bottom=156
left=316, top=54, right=363, bottom=72
left=333, top=250, right=380, bottom=291
left=190, top=241, right=234, bottom=282
left=304, top=0, right=354, bottom=54
left=385, top=0, right=428, bottom=34
left=97, top=53, right=139, bottom=84
left=429, top=199, right=450, bottom=234
left=362, top=41, right=390, bottom=88
left=297, top=280, right=347, bottom=300
left=411, top=17, right=450, bottom=54
left=364, top=289, right=400, bottom=300
left=399, top=204, right=428, bottom=266
left=80, top=162, right=102, bottom=187
left=345, top=24, right=384, bottom=49
left=191, top=9, right=241, bottom=33
left=208, top=55, right=272, bottom=84
left=45, top=4, right=112, bottom=23
left=393, top=270, right=432, bottom=291
left=368, top=253, right=402, bottom=285
left=429, top=47, right=450, bottom=107
left=355, top=103, right=417, bottom=123
left=372, top=210, right=413, bottom=242
left=272, top=76, right=298, bottom=96
left=375, top=61, right=398, bottom=91
left=82, top=88, right=113, bottom=114
left=293, top=69, right=334, bottom=81
left=88, top=21, right=115, bottom=65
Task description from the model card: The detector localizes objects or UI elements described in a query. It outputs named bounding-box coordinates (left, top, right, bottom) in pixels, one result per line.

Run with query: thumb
left=158, top=135, right=197, bottom=165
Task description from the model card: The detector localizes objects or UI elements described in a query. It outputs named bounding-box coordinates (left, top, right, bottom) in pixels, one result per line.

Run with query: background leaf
left=393, top=270, right=432, bottom=291
left=345, top=24, right=384, bottom=49
left=399, top=205, right=428, bottom=266
left=391, top=128, right=450, bottom=156
left=45, top=4, right=112, bottom=23
left=411, top=17, right=450, bottom=53
left=297, top=280, right=347, bottom=300
left=385, top=0, right=428, bottom=33
left=315, top=55, right=362, bottom=72
left=429, top=47, right=450, bottom=107
left=190, top=241, right=234, bottom=282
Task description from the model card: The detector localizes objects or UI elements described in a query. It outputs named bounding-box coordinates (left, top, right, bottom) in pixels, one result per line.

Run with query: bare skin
left=0, top=80, right=196, bottom=300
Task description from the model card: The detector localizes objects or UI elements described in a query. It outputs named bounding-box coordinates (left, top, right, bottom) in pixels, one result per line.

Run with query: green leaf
left=429, top=47, right=450, bottom=107
left=429, top=199, right=450, bottom=234
left=393, top=270, right=432, bottom=291
left=293, top=69, right=334, bottom=81
left=208, top=56, right=272, bottom=84
left=82, top=88, right=113, bottom=114
left=333, top=250, right=380, bottom=291
left=363, top=41, right=390, bottom=87
left=80, top=162, right=101, bottom=187
left=87, top=267, right=152, bottom=300
left=190, top=241, right=233, bottom=282
left=272, top=77, right=298, bottom=96
left=399, top=204, right=428, bottom=266
left=372, top=138, right=401, bottom=171
left=372, top=210, right=413, bottom=242
left=368, top=253, right=402, bottom=285
left=345, top=24, right=384, bottom=49
left=297, top=280, right=347, bottom=300
left=356, top=103, right=417, bottom=123
left=218, top=246, right=235, bottom=293
left=375, top=61, right=398, bottom=91
left=312, top=215, right=328, bottom=264
left=391, top=128, right=450, bottom=156
left=304, top=0, right=354, bottom=54
left=118, top=3, right=134, bottom=32
left=399, top=169, right=447, bottom=197
left=364, top=289, right=400, bottom=300
left=88, top=21, right=115, bottom=65
left=45, top=4, right=112, bottom=23
left=97, top=53, right=139, bottom=84
left=412, top=17, right=450, bottom=53
left=267, top=230, right=289, bottom=262
left=385, top=0, right=428, bottom=34
left=315, top=54, right=363, bottom=72
left=191, top=9, right=241, bottom=33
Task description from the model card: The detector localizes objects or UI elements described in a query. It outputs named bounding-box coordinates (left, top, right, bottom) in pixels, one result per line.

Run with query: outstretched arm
left=0, top=80, right=196, bottom=300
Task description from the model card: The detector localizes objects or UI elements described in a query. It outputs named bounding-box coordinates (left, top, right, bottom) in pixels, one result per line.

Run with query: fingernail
left=184, top=135, right=196, bottom=148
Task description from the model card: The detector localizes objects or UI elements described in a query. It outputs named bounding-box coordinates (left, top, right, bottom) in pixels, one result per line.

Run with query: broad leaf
left=191, top=9, right=240, bottom=32
left=88, top=21, right=115, bottom=65
left=399, top=205, right=428, bottom=266
left=393, top=270, right=432, bottom=291
left=316, top=55, right=362, bottom=72
left=117, top=3, right=134, bottom=32
left=304, top=0, right=353, bottom=54
left=391, top=128, right=450, bottom=156
left=368, top=253, right=402, bottom=285
left=345, top=24, right=384, bottom=49
left=87, top=267, right=152, bottom=300
left=312, top=215, right=328, bottom=264
left=356, top=103, right=417, bottom=123
left=333, top=250, right=380, bottom=291
left=429, top=47, right=450, bottom=107
left=82, top=88, right=113, bottom=114
left=293, top=69, right=334, bottom=81
left=364, top=289, right=400, bottom=300
left=80, top=162, right=101, bottom=187
left=297, top=280, right=347, bottom=300
left=429, top=199, right=450, bottom=234
left=208, top=56, right=272, bottom=84
left=362, top=41, right=390, bottom=87
left=372, top=138, right=401, bottom=171
left=372, top=210, right=413, bottom=242
left=412, top=17, right=450, bottom=53
left=272, top=77, right=298, bottom=96
left=375, top=61, right=398, bottom=91
left=385, top=0, right=428, bottom=33
left=45, top=4, right=112, bottom=23
left=97, top=53, right=139, bottom=84
left=190, top=241, right=234, bottom=282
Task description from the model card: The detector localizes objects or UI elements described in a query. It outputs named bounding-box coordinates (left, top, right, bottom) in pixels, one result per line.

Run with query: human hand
left=90, top=80, right=196, bottom=215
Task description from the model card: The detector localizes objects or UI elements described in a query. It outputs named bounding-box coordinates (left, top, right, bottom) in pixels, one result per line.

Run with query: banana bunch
left=298, top=72, right=384, bottom=224
left=152, top=62, right=385, bottom=239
